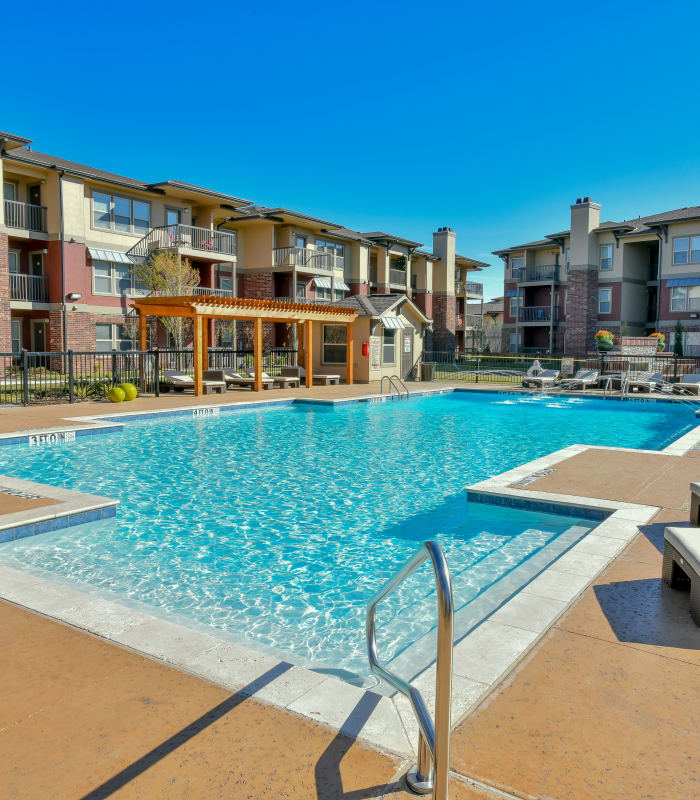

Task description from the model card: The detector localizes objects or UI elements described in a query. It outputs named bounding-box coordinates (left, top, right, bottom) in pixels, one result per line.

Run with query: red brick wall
left=432, top=294, right=456, bottom=351
left=49, top=310, right=136, bottom=352
left=241, top=271, right=275, bottom=348
left=0, top=234, right=10, bottom=351
left=564, top=269, right=598, bottom=353
left=413, top=292, right=433, bottom=318
left=348, top=282, right=368, bottom=296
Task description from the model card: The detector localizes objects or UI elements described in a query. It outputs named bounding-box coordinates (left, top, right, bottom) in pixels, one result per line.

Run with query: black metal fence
left=420, top=351, right=700, bottom=385
left=0, top=348, right=298, bottom=406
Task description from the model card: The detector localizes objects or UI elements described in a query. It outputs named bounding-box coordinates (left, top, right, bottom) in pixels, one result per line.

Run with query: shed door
left=401, top=329, right=414, bottom=379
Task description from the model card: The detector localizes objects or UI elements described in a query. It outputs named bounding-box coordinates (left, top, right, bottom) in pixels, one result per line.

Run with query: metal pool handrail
left=380, top=374, right=409, bottom=399
left=366, top=541, right=454, bottom=797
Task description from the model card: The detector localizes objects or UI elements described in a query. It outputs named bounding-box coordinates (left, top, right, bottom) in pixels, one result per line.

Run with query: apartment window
left=382, top=329, right=396, bottom=364
left=93, top=259, right=146, bottom=297
left=598, top=287, right=612, bottom=314
left=510, top=256, right=524, bottom=276
left=95, top=323, right=133, bottom=352
left=600, top=244, right=613, bottom=270
left=215, top=264, right=233, bottom=292
left=509, top=296, right=518, bottom=317
left=296, top=282, right=307, bottom=300
left=670, top=285, right=700, bottom=312
left=672, top=236, right=700, bottom=265
left=93, top=192, right=151, bottom=234
left=11, top=319, right=22, bottom=354
left=315, top=287, right=332, bottom=301
left=8, top=250, right=20, bottom=273
left=509, top=332, right=521, bottom=353
left=566, top=249, right=571, bottom=270
left=322, top=325, right=347, bottom=364
left=3, top=181, right=17, bottom=201
left=315, top=238, right=345, bottom=257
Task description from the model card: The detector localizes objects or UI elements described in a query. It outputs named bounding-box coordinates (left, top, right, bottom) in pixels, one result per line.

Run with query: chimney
left=431, top=227, right=457, bottom=351
left=432, top=227, right=456, bottom=293
left=570, top=197, right=601, bottom=269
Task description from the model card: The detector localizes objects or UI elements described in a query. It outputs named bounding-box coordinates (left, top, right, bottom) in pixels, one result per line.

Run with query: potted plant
left=595, top=330, right=614, bottom=351
left=649, top=332, right=666, bottom=352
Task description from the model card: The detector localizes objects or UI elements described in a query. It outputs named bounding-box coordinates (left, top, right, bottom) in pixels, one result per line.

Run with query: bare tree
left=133, top=251, right=200, bottom=348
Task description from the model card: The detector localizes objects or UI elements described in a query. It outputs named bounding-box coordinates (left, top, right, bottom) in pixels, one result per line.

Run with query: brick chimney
left=565, top=198, right=601, bottom=354
left=432, top=227, right=457, bottom=351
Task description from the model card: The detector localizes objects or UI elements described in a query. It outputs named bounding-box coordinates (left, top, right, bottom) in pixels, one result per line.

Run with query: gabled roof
left=493, top=238, right=560, bottom=256
left=332, top=293, right=431, bottom=323
left=229, top=205, right=342, bottom=228
left=361, top=231, right=423, bottom=247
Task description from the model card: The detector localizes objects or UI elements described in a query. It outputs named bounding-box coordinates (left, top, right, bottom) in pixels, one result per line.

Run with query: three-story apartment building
left=1, top=130, right=487, bottom=357
left=497, top=197, right=700, bottom=354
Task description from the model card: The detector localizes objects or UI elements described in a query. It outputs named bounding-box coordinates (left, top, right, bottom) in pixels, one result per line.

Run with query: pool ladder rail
left=381, top=374, right=410, bottom=399
left=366, top=541, right=454, bottom=798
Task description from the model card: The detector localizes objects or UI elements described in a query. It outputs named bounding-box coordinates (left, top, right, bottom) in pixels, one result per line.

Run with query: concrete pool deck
left=0, top=384, right=698, bottom=798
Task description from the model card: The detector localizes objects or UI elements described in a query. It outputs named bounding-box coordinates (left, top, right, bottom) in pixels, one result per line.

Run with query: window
left=566, top=249, right=571, bottom=270
left=511, top=256, right=524, bottom=273
left=315, top=286, right=332, bottom=301
left=509, top=296, right=518, bottom=317
left=315, top=238, right=344, bottom=257
left=93, top=260, right=145, bottom=297
left=3, top=181, right=17, bottom=201
left=670, top=285, right=700, bottom=312
left=215, top=264, right=233, bottom=293
left=296, top=282, right=307, bottom=300
left=672, top=236, right=700, bottom=265
left=95, top=323, right=133, bottom=352
left=509, top=332, right=521, bottom=353
left=598, top=287, right=612, bottom=314
left=93, top=192, right=151, bottom=234
left=8, top=250, right=20, bottom=273
left=322, top=325, right=347, bottom=364
left=600, top=244, right=613, bottom=270
left=382, top=328, right=395, bottom=364
left=11, top=319, right=22, bottom=353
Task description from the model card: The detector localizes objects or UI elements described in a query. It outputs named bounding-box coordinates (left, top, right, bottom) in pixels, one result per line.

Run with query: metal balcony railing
left=4, top=200, right=48, bottom=232
left=273, top=295, right=335, bottom=305
left=389, top=268, right=407, bottom=285
left=272, top=246, right=335, bottom=271
left=191, top=286, right=234, bottom=298
left=127, top=224, right=237, bottom=262
left=10, top=274, right=49, bottom=302
left=455, top=280, right=484, bottom=296
left=518, top=305, right=559, bottom=322
left=513, top=265, right=559, bottom=283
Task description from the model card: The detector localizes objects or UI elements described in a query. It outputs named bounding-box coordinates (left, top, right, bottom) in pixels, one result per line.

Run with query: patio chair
left=221, top=368, right=274, bottom=390
left=282, top=366, right=341, bottom=385
left=521, top=369, right=560, bottom=388
left=663, top=525, right=700, bottom=626
left=245, top=369, right=300, bottom=389
left=558, top=369, right=599, bottom=391
left=672, top=373, right=700, bottom=395
left=162, top=369, right=226, bottom=395
left=627, top=371, right=664, bottom=393
left=525, top=360, right=543, bottom=378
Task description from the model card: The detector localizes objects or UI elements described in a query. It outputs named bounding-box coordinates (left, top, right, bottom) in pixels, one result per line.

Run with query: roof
left=4, top=148, right=251, bottom=205
left=228, top=205, right=342, bottom=228
left=361, top=231, right=423, bottom=247
left=332, top=293, right=431, bottom=323
left=456, top=253, right=489, bottom=269
left=493, top=238, right=560, bottom=256
left=0, top=130, right=32, bottom=150
left=468, top=298, right=504, bottom=314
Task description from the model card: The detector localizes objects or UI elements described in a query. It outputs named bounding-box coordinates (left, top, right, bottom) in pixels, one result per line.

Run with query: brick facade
left=241, top=271, right=275, bottom=348
left=49, top=310, right=135, bottom=352
left=564, top=268, right=599, bottom=353
left=0, top=234, right=10, bottom=352
left=348, top=282, right=368, bottom=296
left=432, top=294, right=456, bottom=351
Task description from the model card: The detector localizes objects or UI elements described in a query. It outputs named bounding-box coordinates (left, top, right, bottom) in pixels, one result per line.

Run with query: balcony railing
left=10, top=273, right=49, bottom=302
left=518, top=305, right=559, bottom=323
left=465, top=314, right=483, bottom=328
left=455, top=280, right=484, bottom=296
left=389, top=268, right=407, bottom=285
left=127, top=224, right=238, bottom=262
left=272, top=246, right=337, bottom=271
left=191, top=286, right=234, bottom=298
left=4, top=200, right=47, bottom=232
left=514, top=265, right=559, bottom=283
left=273, top=295, right=337, bottom=305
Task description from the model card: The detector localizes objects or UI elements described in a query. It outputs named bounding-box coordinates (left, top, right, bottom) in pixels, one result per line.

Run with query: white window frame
left=382, top=328, right=396, bottom=365
left=92, top=259, right=146, bottom=297
left=669, top=285, right=700, bottom=312
left=315, top=238, right=345, bottom=258
left=8, top=249, right=20, bottom=273
left=672, top=236, right=700, bottom=265
left=95, top=322, right=134, bottom=352
left=10, top=319, right=22, bottom=353
left=322, top=324, right=347, bottom=365
left=600, top=244, right=613, bottom=271
left=508, top=332, right=521, bottom=353
left=510, top=256, right=524, bottom=276
left=315, top=286, right=332, bottom=301
left=598, top=287, right=612, bottom=314
left=92, top=190, right=151, bottom=235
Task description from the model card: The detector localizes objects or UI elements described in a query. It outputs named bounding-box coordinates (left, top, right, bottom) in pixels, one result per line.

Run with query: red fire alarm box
left=362, top=341, right=370, bottom=356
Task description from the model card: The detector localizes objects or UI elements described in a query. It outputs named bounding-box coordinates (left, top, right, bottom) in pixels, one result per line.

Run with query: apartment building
left=497, top=197, right=700, bottom=354
left=0, top=130, right=487, bottom=358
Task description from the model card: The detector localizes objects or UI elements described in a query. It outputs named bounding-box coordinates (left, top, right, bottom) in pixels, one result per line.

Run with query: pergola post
left=193, top=314, right=203, bottom=396
left=254, top=317, right=263, bottom=392
left=202, top=317, right=209, bottom=371
left=138, top=311, right=148, bottom=350
left=297, top=322, right=305, bottom=365
left=305, top=319, right=313, bottom=388
left=346, top=321, right=354, bottom=385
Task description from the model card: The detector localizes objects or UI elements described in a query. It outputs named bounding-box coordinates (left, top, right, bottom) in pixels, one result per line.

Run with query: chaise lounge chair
left=558, top=369, right=599, bottom=391
left=162, top=369, right=226, bottom=394
left=521, top=369, right=560, bottom=388
left=221, top=368, right=274, bottom=390
left=627, top=371, right=664, bottom=393
left=672, top=373, right=700, bottom=395
left=245, top=369, right=300, bottom=389
left=281, top=366, right=341, bottom=385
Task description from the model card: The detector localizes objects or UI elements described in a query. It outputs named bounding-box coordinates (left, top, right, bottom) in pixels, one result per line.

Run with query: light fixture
left=66, top=292, right=82, bottom=301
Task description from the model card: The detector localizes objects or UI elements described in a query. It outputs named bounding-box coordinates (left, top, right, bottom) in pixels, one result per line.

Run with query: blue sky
left=4, top=0, right=700, bottom=300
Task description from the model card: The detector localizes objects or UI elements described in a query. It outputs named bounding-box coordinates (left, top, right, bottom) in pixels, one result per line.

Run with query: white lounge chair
left=559, top=369, right=599, bottom=391
left=162, top=369, right=226, bottom=394
left=627, top=371, right=663, bottom=393
left=245, top=369, right=300, bottom=389
left=672, top=373, right=700, bottom=395
left=281, top=366, right=341, bottom=385
left=522, top=369, right=560, bottom=388
left=221, top=369, right=274, bottom=390
left=663, top=525, right=700, bottom=625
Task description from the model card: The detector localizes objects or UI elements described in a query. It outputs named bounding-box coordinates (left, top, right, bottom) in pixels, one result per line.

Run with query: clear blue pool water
left=0, top=392, right=694, bottom=685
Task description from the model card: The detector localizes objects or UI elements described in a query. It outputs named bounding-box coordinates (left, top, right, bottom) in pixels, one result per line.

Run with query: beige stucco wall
left=659, top=221, right=700, bottom=277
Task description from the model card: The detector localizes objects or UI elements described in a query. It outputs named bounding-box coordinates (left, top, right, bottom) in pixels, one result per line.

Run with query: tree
left=132, top=251, right=200, bottom=349
left=674, top=320, right=684, bottom=357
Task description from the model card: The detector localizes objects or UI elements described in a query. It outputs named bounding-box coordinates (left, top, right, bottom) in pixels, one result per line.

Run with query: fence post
left=111, top=351, right=118, bottom=387
left=22, top=349, right=30, bottom=406
left=476, top=356, right=480, bottom=383
left=599, top=353, right=604, bottom=375
left=154, top=349, right=160, bottom=397
left=673, top=354, right=679, bottom=382
left=68, top=350, right=75, bottom=403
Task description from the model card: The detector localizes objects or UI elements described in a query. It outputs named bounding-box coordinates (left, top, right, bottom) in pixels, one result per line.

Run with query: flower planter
left=596, top=339, right=614, bottom=352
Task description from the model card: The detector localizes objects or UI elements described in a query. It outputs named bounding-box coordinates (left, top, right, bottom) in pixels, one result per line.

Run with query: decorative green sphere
left=119, top=382, right=138, bottom=401
left=108, top=386, right=126, bottom=403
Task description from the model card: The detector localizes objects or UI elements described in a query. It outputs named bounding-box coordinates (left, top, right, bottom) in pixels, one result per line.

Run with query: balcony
left=4, top=200, right=47, bottom=233
left=10, top=273, right=49, bottom=302
left=518, top=305, right=559, bottom=323
left=514, top=265, right=559, bottom=283
left=389, top=268, right=407, bottom=285
left=455, top=280, right=483, bottom=296
left=273, top=296, right=337, bottom=305
left=191, top=286, right=234, bottom=298
left=127, top=224, right=237, bottom=263
left=272, top=246, right=340, bottom=272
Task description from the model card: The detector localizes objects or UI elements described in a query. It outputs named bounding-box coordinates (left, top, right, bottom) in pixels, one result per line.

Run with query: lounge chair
left=281, top=366, right=341, bottom=385
left=663, top=525, right=700, bottom=625
left=627, top=371, right=663, bottom=393
left=672, top=373, right=700, bottom=395
left=559, top=369, right=599, bottom=391
left=221, top=368, right=274, bottom=390
left=162, top=369, right=226, bottom=395
left=245, top=369, right=300, bottom=389
left=522, top=369, right=560, bottom=388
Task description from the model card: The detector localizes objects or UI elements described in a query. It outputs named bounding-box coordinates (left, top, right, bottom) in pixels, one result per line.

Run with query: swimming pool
left=0, top=392, right=695, bottom=686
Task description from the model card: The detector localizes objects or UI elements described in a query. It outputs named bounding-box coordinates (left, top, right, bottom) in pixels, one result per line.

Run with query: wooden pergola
left=130, top=295, right=358, bottom=395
